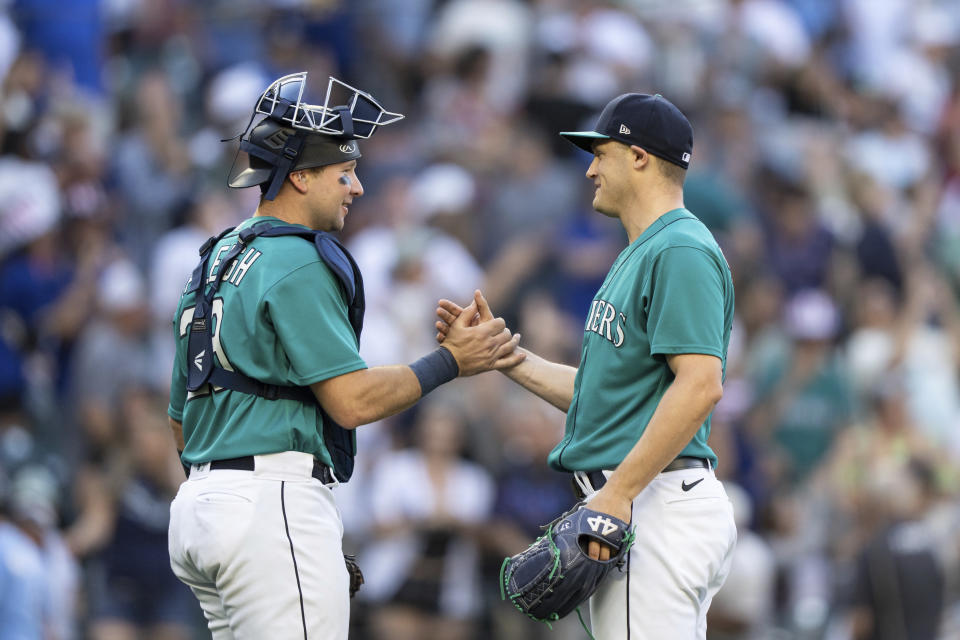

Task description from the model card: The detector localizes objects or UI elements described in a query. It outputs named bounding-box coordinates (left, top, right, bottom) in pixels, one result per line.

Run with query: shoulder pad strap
left=313, top=233, right=357, bottom=302
left=249, top=224, right=362, bottom=311
left=208, top=368, right=315, bottom=403
left=187, top=226, right=235, bottom=295
left=251, top=223, right=315, bottom=241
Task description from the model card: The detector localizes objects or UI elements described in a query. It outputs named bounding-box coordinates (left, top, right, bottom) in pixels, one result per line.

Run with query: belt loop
left=190, top=462, right=211, bottom=478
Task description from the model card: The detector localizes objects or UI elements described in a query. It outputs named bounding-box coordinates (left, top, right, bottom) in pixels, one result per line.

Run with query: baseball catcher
left=166, top=71, right=523, bottom=639
left=500, top=502, right=634, bottom=628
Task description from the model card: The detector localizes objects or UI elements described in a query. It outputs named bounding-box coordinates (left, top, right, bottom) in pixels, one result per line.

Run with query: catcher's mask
left=227, top=72, right=404, bottom=200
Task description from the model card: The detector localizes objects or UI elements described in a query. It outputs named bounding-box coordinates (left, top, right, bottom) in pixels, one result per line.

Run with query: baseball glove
left=500, top=503, right=634, bottom=626
left=344, top=553, right=364, bottom=598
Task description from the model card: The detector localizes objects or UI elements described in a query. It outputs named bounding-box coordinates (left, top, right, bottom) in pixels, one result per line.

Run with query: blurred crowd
left=1, top=0, right=960, bottom=638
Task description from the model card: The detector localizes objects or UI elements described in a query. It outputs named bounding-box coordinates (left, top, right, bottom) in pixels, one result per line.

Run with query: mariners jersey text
left=585, top=298, right=626, bottom=347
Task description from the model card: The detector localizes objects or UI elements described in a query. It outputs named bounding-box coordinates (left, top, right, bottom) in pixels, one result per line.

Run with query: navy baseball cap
left=560, top=93, right=693, bottom=169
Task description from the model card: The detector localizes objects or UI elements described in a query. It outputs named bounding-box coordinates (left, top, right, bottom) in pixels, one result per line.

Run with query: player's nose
left=351, top=175, right=364, bottom=197
left=585, top=158, right=599, bottom=179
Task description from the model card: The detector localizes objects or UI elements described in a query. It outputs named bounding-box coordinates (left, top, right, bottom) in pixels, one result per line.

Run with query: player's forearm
left=502, top=348, right=577, bottom=412
left=316, top=311, right=519, bottom=427
left=169, top=417, right=185, bottom=450
left=603, top=372, right=722, bottom=502
left=311, top=364, right=427, bottom=428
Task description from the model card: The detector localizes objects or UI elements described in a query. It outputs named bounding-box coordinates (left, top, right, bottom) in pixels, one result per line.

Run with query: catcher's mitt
left=344, top=553, right=364, bottom=598
left=500, top=503, right=634, bottom=626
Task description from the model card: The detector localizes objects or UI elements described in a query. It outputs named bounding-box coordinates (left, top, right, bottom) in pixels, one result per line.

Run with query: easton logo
left=263, top=129, right=290, bottom=149
left=194, top=349, right=205, bottom=371
left=587, top=515, right=619, bottom=536
left=619, top=124, right=631, bottom=135
left=339, top=143, right=355, bottom=153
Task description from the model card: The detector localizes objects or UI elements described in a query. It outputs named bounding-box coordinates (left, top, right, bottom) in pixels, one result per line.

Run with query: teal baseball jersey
left=548, top=208, right=734, bottom=472
left=168, top=216, right=367, bottom=466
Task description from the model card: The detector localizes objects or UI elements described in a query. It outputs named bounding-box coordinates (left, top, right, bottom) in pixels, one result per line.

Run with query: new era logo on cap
left=560, top=93, right=694, bottom=169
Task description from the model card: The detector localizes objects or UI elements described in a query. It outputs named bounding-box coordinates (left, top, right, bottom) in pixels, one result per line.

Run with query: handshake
left=432, top=289, right=526, bottom=377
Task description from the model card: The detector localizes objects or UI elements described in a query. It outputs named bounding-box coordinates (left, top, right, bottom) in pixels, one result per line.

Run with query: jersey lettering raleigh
left=206, top=243, right=263, bottom=287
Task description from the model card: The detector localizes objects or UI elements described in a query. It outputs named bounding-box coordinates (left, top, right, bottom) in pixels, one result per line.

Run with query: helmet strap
left=261, top=129, right=307, bottom=200
left=333, top=106, right=354, bottom=138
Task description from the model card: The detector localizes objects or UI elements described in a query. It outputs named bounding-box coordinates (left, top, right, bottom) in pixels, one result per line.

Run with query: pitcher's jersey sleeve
left=646, top=246, right=726, bottom=360
left=262, top=260, right=366, bottom=385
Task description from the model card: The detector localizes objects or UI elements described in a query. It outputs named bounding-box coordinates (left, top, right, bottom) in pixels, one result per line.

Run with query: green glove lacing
left=500, top=522, right=563, bottom=628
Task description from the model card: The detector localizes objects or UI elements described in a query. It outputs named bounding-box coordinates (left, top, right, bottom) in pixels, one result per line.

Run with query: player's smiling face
left=309, top=160, right=363, bottom=231
left=586, top=140, right=631, bottom=218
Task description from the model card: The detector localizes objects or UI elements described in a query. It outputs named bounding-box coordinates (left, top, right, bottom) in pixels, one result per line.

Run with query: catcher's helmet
left=227, top=72, right=404, bottom=200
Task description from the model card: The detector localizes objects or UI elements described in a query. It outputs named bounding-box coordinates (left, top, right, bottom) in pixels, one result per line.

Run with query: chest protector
left=184, top=220, right=364, bottom=481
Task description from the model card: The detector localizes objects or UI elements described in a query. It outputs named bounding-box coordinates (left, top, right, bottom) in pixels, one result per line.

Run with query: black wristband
left=409, top=347, right=459, bottom=396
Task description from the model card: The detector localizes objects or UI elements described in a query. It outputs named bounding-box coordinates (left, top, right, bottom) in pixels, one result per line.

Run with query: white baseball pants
left=584, top=466, right=737, bottom=640
left=168, top=451, right=349, bottom=639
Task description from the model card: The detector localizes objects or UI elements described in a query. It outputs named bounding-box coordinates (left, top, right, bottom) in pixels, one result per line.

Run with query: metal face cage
left=254, top=72, right=404, bottom=139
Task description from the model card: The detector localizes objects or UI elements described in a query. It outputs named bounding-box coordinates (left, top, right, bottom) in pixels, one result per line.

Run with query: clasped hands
left=437, top=290, right=628, bottom=561
left=436, top=289, right=525, bottom=376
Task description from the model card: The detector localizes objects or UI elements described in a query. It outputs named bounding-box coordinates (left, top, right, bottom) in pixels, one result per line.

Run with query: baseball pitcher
left=438, top=93, right=737, bottom=639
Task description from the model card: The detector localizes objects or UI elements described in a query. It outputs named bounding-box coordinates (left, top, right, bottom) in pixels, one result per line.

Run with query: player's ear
left=289, top=171, right=309, bottom=194
left=629, top=145, right=649, bottom=171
